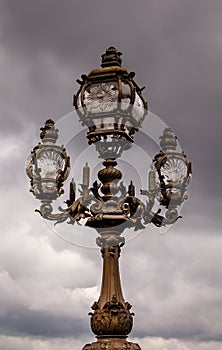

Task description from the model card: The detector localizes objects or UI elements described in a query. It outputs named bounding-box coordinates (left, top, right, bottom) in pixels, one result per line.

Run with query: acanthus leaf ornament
left=82, top=341, right=141, bottom=350
left=89, top=295, right=134, bottom=337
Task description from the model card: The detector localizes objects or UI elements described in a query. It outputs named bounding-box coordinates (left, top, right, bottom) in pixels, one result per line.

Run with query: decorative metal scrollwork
left=26, top=47, right=192, bottom=350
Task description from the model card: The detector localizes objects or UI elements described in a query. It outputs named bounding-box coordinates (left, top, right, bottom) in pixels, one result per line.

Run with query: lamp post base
left=82, top=337, right=141, bottom=350
left=82, top=243, right=142, bottom=350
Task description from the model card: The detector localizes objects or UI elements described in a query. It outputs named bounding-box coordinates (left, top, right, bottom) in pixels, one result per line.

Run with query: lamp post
left=26, top=47, right=191, bottom=350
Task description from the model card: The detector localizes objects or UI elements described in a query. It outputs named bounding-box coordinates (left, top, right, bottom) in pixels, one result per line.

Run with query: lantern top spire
left=40, top=118, right=58, bottom=144
left=160, top=128, right=178, bottom=151
left=101, top=46, right=122, bottom=68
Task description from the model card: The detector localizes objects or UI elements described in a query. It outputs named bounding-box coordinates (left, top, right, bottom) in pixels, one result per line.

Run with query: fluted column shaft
left=98, top=245, right=125, bottom=308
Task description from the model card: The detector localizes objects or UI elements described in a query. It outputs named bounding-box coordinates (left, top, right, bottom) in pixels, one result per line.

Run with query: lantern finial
left=160, top=128, right=177, bottom=151
left=40, top=119, right=58, bottom=144
left=101, top=46, right=122, bottom=68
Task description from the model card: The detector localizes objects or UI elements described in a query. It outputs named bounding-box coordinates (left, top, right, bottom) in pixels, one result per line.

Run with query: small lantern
left=149, top=128, right=192, bottom=209
left=73, top=47, right=148, bottom=159
left=26, top=119, right=70, bottom=201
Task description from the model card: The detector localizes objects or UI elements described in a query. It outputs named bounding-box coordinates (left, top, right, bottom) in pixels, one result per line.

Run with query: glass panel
left=103, top=116, right=115, bottom=130
left=37, top=149, right=64, bottom=179
left=132, top=92, right=144, bottom=124
left=32, top=183, right=40, bottom=196
left=124, top=120, right=134, bottom=137
left=40, top=180, right=57, bottom=194
left=83, top=82, right=118, bottom=114
left=161, top=157, right=187, bottom=185
left=77, top=93, right=82, bottom=109
left=121, top=82, right=131, bottom=110
left=25, top=154, right=34, bottom=179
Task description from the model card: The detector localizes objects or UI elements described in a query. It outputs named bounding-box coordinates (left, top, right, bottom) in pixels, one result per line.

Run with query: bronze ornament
left=25, top=47, right=192, bottom=350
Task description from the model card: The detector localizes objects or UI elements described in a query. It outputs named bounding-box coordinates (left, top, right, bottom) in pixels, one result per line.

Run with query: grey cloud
left=0, top=309, right=89, bottom=338
left=0, top=0, right=222, bottom=348
left=123, top=230, right=222, bottom=342
left=0, top=217, right=99, bottom=337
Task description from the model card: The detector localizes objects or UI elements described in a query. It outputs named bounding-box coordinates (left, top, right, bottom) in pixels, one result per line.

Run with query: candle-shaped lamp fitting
left=83, top=162, right=90, bottom=187
left=149, top=167, right=156, bottom=192
left=128, top=180, right=135, bottom=197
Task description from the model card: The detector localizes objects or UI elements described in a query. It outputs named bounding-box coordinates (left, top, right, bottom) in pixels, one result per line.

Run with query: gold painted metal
left=26, top=47, right=192, bottom=350
left=26, top=119, right=70, bottom=201
left=84, top=242, right=141, bottom=350
left=73, top=47, right=148, bottom=159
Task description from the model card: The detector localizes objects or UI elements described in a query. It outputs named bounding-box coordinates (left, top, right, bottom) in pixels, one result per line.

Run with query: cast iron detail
left=101, top=47, right=123, bottom=68
left=85, top=244, right=138, bottom=349
left=150, top=128, right=192, bottom=209
left=26, top=48, right=192, bottom=350
left=82, top=341, right=141, bottom=350
left=73, top=47, right=148, bottom=159
left=39, top=118, right=58, bottom=142
left=34, top=153, right=186, bottom=230
left=90, top=295, right=134, bottom=336
left=26, top=119, right=70, bottom=201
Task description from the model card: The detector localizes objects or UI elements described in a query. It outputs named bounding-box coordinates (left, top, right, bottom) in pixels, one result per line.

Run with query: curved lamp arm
left=26, top=122, right=191, bottom=231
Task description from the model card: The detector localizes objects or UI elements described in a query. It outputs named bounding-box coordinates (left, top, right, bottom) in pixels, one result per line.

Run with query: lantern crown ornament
left=101, top=46, right=122, bottom=67
left=73, top=46, right=148, bottom=159
left=26, top=48, right=192, bottom=350
left=39, top=118, right=58, bottom=143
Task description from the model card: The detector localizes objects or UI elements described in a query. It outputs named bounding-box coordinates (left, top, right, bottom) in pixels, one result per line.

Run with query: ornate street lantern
left=147, top=128, right=192, bottom=226
left=26, top=119, right=70, bottom=201
left=26, top=48, right=192, bottom=350
left=149, top=128, right=192, bottom=206
left=74, top=46, right=147, bottom=159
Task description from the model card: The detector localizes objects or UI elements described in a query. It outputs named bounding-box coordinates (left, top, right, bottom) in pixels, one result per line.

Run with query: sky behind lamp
left=26, top=47, right=191, bottom=350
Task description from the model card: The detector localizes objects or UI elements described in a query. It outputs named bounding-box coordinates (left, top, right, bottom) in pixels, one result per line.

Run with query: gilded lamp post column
left=83, top=239, right=141, bottom=350
left=25, top=48, right=192, bottom=350
left=83, top=160, right=141, bottom=349
left=90, top=244, right=133, bottom=337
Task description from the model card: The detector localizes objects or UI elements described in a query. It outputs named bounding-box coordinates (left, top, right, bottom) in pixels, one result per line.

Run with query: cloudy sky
left=0, top=0, right=222, bottom=349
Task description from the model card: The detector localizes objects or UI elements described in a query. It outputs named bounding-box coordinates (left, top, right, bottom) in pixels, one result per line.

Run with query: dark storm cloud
left=0, top=216, right=100, bottom=338
left=1, top=0, right=221, bottom=210
left=0, top=0, right=157, bottom=60
left=124, top=230, right=222, bottom=342
left=0, top=309, right=89, bottom=338
left=1, top=1, right=222, bottom=348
